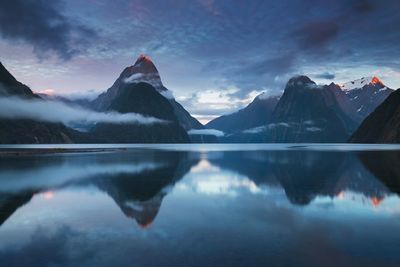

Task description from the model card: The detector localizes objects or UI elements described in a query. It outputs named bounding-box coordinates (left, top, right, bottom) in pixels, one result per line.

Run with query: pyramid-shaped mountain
left=92, top=55, right=202, bottom=130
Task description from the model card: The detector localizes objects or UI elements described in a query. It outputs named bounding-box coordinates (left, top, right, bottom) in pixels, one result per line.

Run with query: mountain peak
left=116, top=54, right=164, bottom=92
left=134, top=54, right=153, bottom=66
left=286, top=75, right=316, bottom=88
left=132, top=54, right=158, bottom=74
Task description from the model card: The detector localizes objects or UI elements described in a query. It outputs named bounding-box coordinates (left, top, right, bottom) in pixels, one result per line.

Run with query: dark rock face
left=0, top=119, right=74, bottom=144
left=91, top=82, right=189, bottom=143
left=170, top=99, right=203, bottom=130
left=269, top=76, right=355, bottom=143
left=0, top=62, right=75, bottom=144
left=0, top=62, right=35, bottom=97
left=350, top=89, right=400, bottom=143
left=206, top=95, right=279, bottom=133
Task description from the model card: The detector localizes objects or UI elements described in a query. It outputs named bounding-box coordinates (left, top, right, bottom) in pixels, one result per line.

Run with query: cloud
left=0, top=97, right=165, bottom=127
left=123, top=73, right=144, bottom=83
left=242, top=126, right=267, bottom=134
left=0, top=0, right=96, bottom=60
left=0, top=226, right=95, bottom=266
left=351, top=0, right=376, bottom=14
left=160, top=90, right=175, bottom=99
left=188, top=129, right=225, bottom=137
left=313, top=72, right=336, bottom=80
left=294, top=20, right=339, bottom=50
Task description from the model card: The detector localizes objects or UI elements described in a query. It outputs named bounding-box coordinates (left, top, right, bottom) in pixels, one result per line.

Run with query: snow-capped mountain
left=331, top=76, right=394, bottom=122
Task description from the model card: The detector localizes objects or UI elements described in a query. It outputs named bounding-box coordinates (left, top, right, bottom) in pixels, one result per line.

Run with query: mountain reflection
left=358, top=151, right=400, bottom=195
left=208, top=150, right=393, bottom=205
left=0, top=148, right=399, bottom=229
left=0, top=150, right=200, bottom=228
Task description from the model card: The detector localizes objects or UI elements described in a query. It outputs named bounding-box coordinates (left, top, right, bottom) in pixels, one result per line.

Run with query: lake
left=0, top=144, right=399, bottom=267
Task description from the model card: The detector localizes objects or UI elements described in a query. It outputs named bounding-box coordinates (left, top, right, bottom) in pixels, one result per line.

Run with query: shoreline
left=0, top=147, right=127, bottom=156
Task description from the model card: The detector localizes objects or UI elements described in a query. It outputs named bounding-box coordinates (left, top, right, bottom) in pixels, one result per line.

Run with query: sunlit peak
left=371, top=76, right=383, bottom=85
left=136, top=54, right=153, bottom=64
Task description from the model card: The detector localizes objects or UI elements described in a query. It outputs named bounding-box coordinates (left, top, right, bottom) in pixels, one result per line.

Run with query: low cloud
left=0, top=97, right=165, bottom=127
left=188, top=129, right=225, bottom=137
left=123, top=73, right=144, bottom=83
left=160, top=90, right=175, bottom=100
left=242, top=126, right=267, bottom=134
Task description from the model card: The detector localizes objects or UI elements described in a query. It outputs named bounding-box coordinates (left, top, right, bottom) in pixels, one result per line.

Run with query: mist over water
left=0, top=144, right=399, bottom=267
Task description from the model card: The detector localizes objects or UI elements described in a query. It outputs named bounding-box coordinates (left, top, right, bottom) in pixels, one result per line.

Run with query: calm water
left=0, top=144, right=400, bottom=267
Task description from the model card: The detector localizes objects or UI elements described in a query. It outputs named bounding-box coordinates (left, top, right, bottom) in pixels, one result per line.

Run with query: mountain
left=206, top=94, right=279, bottom=133
left=0, top=63, right=36, bottom=98
left=91, top=82, right=189, bottom=143
left=268, top=76, right=356, bottom=143
left=350, top=89, right=400, bottom=143
left=92, top=55, right=202, bottom=130
left=0, top=62, right=75, bottom=144
left=329, top=76, right=394, bottom=123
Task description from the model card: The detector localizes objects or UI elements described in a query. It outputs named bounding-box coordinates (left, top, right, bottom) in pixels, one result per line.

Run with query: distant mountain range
left=207, top=75, right=397, bottom=143
left=0, top=56, right=399, bottom=144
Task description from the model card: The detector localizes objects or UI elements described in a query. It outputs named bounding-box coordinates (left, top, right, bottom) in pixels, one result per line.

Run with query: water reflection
left=0, top=150, right=200, bottom=228
left=0, top=147, right=400, bottom=266
left=208, top=150, right=393, bottom=205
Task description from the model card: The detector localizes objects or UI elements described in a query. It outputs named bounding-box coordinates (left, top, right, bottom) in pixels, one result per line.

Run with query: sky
left=0, top=0, right=400, bottom=123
